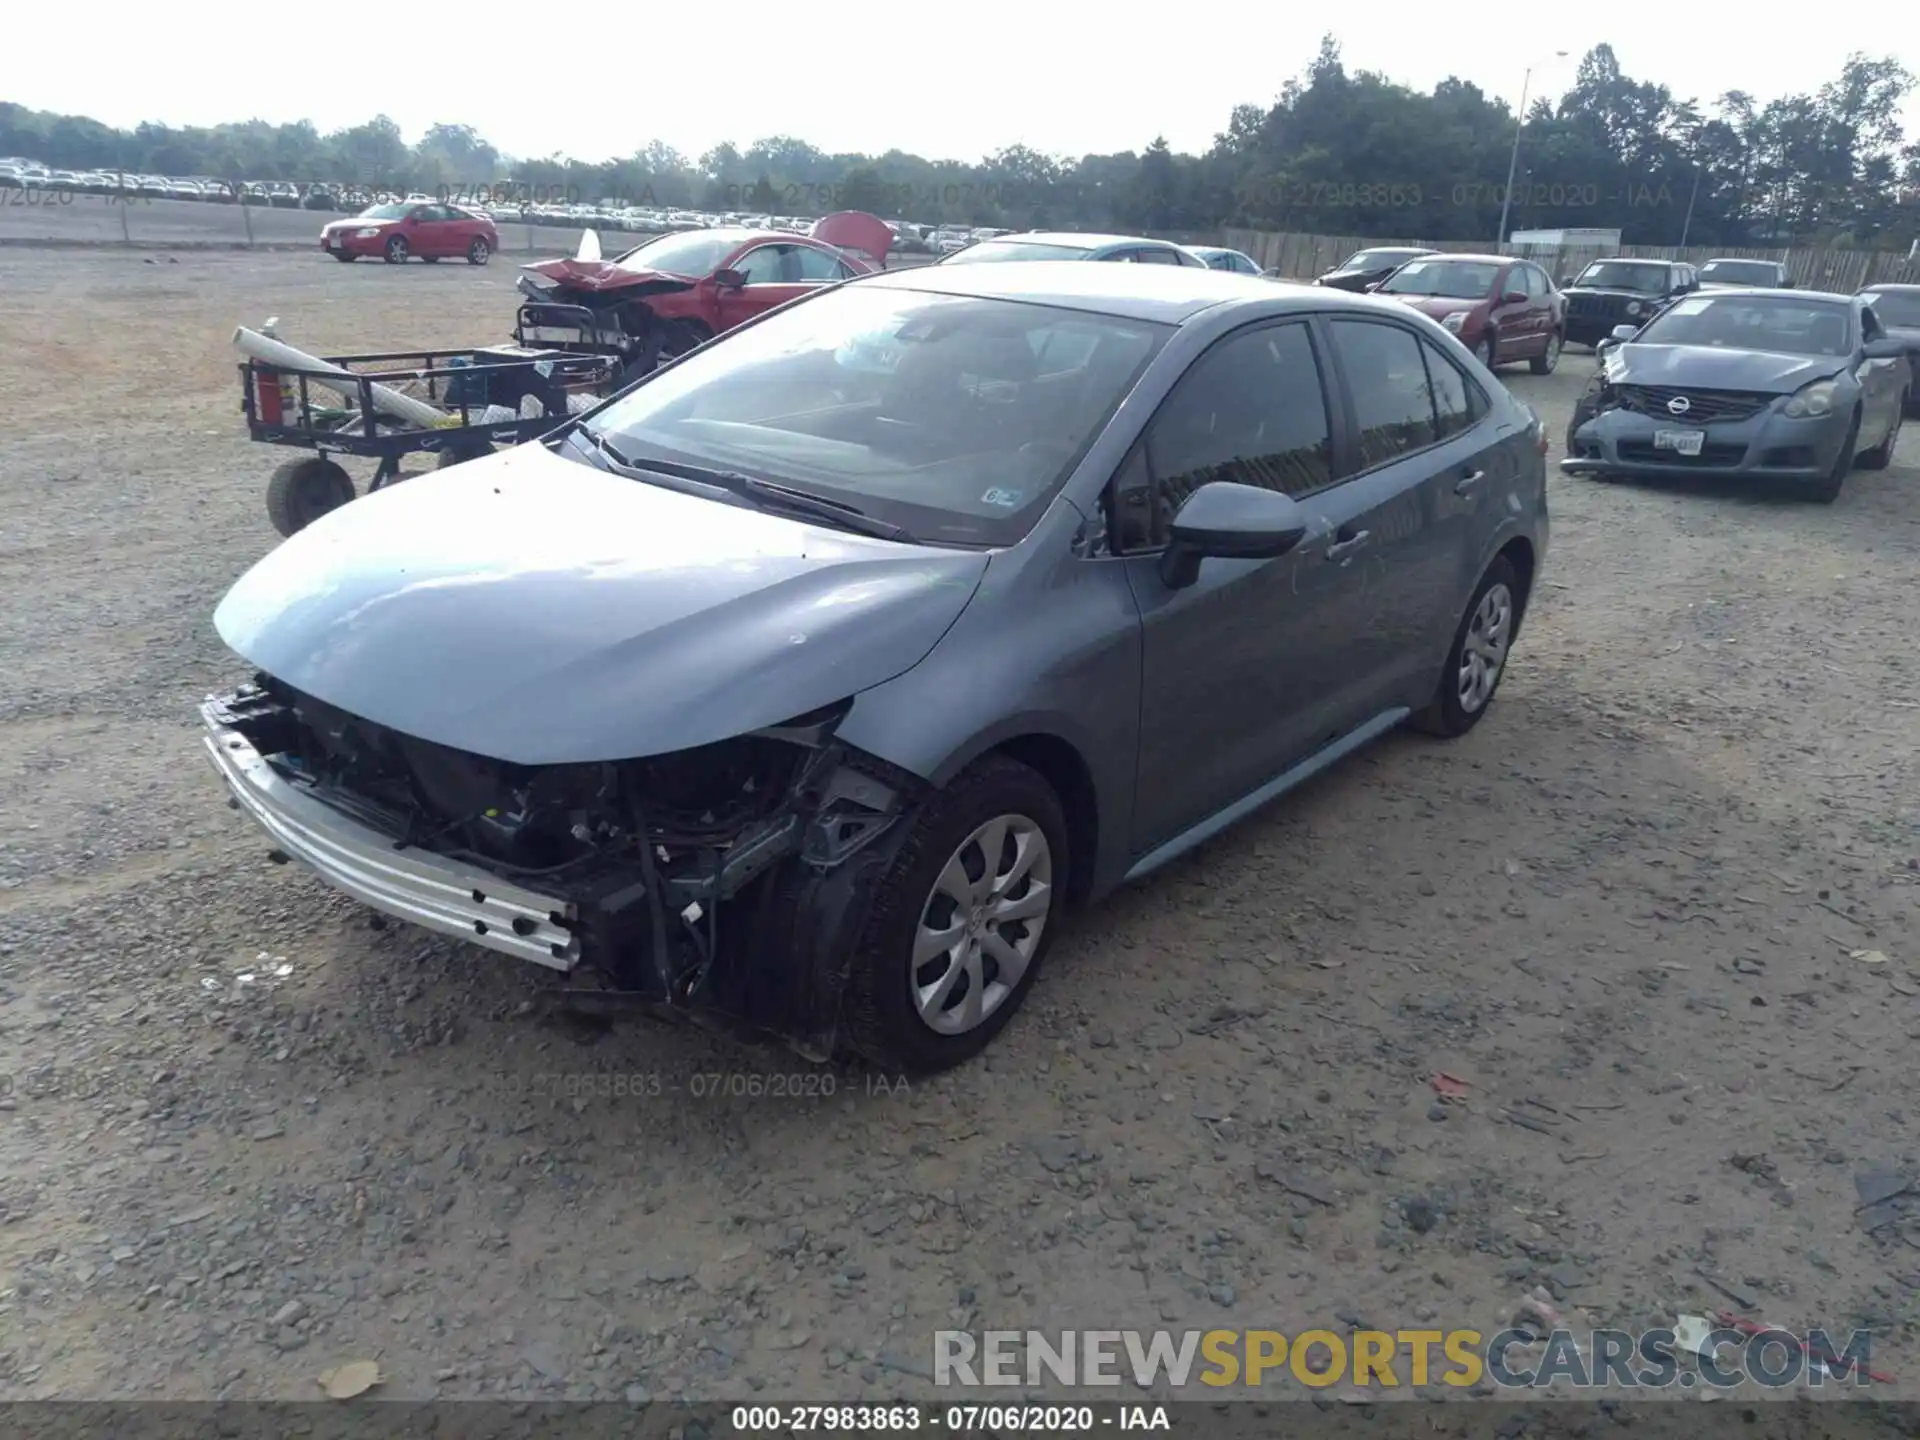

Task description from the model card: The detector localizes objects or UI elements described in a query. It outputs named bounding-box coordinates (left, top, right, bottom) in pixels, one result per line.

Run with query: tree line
left=5, top=38, right=1917, bottom=249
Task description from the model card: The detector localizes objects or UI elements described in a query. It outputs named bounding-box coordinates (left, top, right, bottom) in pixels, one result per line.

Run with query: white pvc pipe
left=233, top=326, right=452, bottom=429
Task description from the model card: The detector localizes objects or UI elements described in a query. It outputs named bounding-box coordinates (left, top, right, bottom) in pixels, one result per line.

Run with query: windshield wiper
left=569, top=433, right=913, bottom=542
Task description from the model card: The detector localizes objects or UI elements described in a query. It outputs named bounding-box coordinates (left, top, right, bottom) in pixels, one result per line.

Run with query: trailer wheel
left=437, top=440, right=494, bottom=470
left=384, top=235, right=409, bottom=264
left=266, top=457, right=356, bottom=538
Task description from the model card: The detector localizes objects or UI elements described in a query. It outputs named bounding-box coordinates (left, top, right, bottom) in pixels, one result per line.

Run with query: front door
left=1118, top=318, right=1359, bottom=853
left=713, top=243, right=814, bottom=329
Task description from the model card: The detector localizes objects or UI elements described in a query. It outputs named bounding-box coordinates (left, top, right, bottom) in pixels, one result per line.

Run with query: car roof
left=1861, top=282, right=1920, bottom=293
left=856, top=259, right=1424, bottom=324
left=986, top=232, right=1183, bottom=250
left=1673, top=286, right=1853, bottom=304
left=1702, top=256, right=1782, bottom=264
left=1407, top=252, right=1509, bottom=265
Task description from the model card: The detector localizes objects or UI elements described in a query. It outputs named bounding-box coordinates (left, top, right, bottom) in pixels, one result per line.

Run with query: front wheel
left=1802, top=409, right=1860, bottom=503
left=1856, top=398, right=1905, bottom=470
left=1473, top=332, right=1498, bottom=370
left=467, top=237, right=492, bottom=266
left=384, top=235, right=409, bottom=264
left=842, top=756, right=1067, bottom=1074
left=1409, top=555, right=1521, bottom=739
left=1529, top=329, right=1563, bottom=375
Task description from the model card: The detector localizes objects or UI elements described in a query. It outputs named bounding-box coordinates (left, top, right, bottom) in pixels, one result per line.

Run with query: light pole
left=1497, top=50, right=1568, bottom=251
left=1678, top=164, right=1702, bottom=247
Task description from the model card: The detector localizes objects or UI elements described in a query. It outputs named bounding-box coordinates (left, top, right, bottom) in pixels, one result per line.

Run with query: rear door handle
left=1325, top=529, right=1371, bottom=562
left=1454, top=468, right=1486, bottom=495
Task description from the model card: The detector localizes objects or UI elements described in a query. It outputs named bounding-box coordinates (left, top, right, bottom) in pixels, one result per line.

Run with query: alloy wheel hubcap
left=1546, top=334, right=1561, bottom=364
left=913, top=814, right=1053, bottom=1035
left=1457, top=582, right=1513, bottom=713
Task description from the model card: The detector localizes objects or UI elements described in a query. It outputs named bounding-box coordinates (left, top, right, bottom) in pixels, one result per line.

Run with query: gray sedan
left=201, top=263, right=1549, bottom=1072
left=935, top=232, right=1208, bottom=267
left=1562, top=288, right=1911, bottom=502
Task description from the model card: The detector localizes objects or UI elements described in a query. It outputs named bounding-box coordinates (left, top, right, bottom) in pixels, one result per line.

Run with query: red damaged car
left=515, top=211, right=891, bottom=384
left=321, top=200, right=499, bottom=265
left=1372, top=252, right=1566, bottom=374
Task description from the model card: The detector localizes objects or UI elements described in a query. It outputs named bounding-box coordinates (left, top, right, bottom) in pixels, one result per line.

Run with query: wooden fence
left=1216, top=228, right=1920, bottom=291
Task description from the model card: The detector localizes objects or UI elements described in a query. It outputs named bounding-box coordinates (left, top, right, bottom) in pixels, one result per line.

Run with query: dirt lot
left=1, top=248, right=1918, bottom=1406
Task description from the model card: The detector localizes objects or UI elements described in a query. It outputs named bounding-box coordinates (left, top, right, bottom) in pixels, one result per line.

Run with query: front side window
left=1328, top=320, right=1439, bottom=468
left=584, top=285, right=1169, bottom=547
left=1132, top=321, right=1335, bottom=547
left=733, top=244, right=795, bottom=283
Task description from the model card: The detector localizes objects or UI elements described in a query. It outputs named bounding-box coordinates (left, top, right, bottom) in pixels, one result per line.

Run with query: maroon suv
left=1373, top=253, right=1566, bottom=373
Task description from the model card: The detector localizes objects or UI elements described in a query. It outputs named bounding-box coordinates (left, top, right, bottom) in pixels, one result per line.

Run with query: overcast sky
left=11, top=6, right=1920, bottom=164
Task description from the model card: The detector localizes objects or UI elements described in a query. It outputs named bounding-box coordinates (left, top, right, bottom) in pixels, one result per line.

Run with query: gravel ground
left=1, top=248, right=1919, bottom=1405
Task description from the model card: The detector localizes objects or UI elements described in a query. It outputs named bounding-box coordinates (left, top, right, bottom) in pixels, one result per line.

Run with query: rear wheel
left=1409, top=556, right=1521, bottom=739
left=384, top=235, right=409, bottom=264
left=1529, top=329, right=1563, bottom=375
left=266, top=457, right=355, bottom=537
left=1856, top=398, right=1905, bottom=470
left=842, top=756, right=1067, bottom=1074
left=331, top=252, right=357, bottom=263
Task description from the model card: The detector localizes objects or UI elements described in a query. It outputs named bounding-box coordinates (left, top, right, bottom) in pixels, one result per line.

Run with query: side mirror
left=1158, top=483, right=1308, bottom=590
left=1610, top=324, right=1641, bottom=342
left=1862, top=338, right=1906, bottom=360
left=712, top=267, right=746, bottom=289
left=1558, top=275, right=1573, bottom=288
left=1501, top=290, right=1528, bottom=305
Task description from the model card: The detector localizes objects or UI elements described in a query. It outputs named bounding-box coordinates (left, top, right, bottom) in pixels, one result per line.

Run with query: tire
left=331, top=252, right=357, bottom=263
left=437, top=440, right=493, bottom=470
left=1473, top=332, right=1498, bottom=370
left=841, top=756, right=1068, bottom=1074
left=663, top=320, right=714, bottom=360
left=467, top=237, right=492, bottom=266
left=1565, top=394, right=1597, bottom=456
left=384, top=235, right=409, bottom=264
left=1802, top=410, right=1860, bottom=503
left=1529, top=329, right=1563, bottom=375
left=1856, top=398, right=1904, bottom=470
left=1409, top=555, right=1521, bottom=739
left=266, top=457, right=355, bottom=537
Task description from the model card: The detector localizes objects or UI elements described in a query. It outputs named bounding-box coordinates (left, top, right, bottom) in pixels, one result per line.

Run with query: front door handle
left=1325, top=529, right=1371, bottom=562
left=1454, top=468, right=1486, bottom=495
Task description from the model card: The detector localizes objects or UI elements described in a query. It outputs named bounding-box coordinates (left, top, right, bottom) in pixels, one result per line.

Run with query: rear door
left=1315, top=316, right=1508, bottom=707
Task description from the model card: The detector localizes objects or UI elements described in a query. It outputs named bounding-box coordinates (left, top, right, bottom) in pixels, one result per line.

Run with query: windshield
left=613, top=230, right=743, bottom=276
left=358, top=202, right=412, bottom=220
left=1378, top=260, right=1499, bottom=299
left=942, top=239, right=1093, bottom=264
left=1574, top=261, right=1671, bottom=294
left=1633, top=294, right=1855, bottom=358
left=1864, top=289, right=1920, bottom=327
left=1700, top=260, right=1781, bottom=285
left=1337, top=249, right=1419, bottom=273
left=580, top=285, right=1169, bottom=546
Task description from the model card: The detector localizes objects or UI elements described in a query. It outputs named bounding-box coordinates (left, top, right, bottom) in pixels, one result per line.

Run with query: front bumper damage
left=1561, top=384, right=1847, bottom=483
left=200, top=679, right=917, bottom=1058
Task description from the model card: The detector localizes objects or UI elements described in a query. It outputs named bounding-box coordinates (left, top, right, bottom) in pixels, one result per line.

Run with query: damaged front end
left=515, top=267, right=699, bottom=380
left=202, top=675, right=917, bottom=1058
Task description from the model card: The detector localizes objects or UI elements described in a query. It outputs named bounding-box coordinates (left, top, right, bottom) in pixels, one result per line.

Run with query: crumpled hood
left=213, top=443, right=990, bottom=765
left=520, top=256, right=692, bottom=293
left=1604, top=343, right=1844, bottom=394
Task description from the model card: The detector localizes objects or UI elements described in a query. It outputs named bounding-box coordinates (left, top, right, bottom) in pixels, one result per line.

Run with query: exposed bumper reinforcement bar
left=200, top=701, right=580, bottom=971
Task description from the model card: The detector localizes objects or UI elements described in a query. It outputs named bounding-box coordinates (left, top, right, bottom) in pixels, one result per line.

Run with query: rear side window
left=1419, top=336, right=1488, bottom=441
left=1135, top=248, right=1182, bottom=265
left=1327, top=320, right=1439, bottom=467
left=1121, top=321, right=1335, bottom=550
